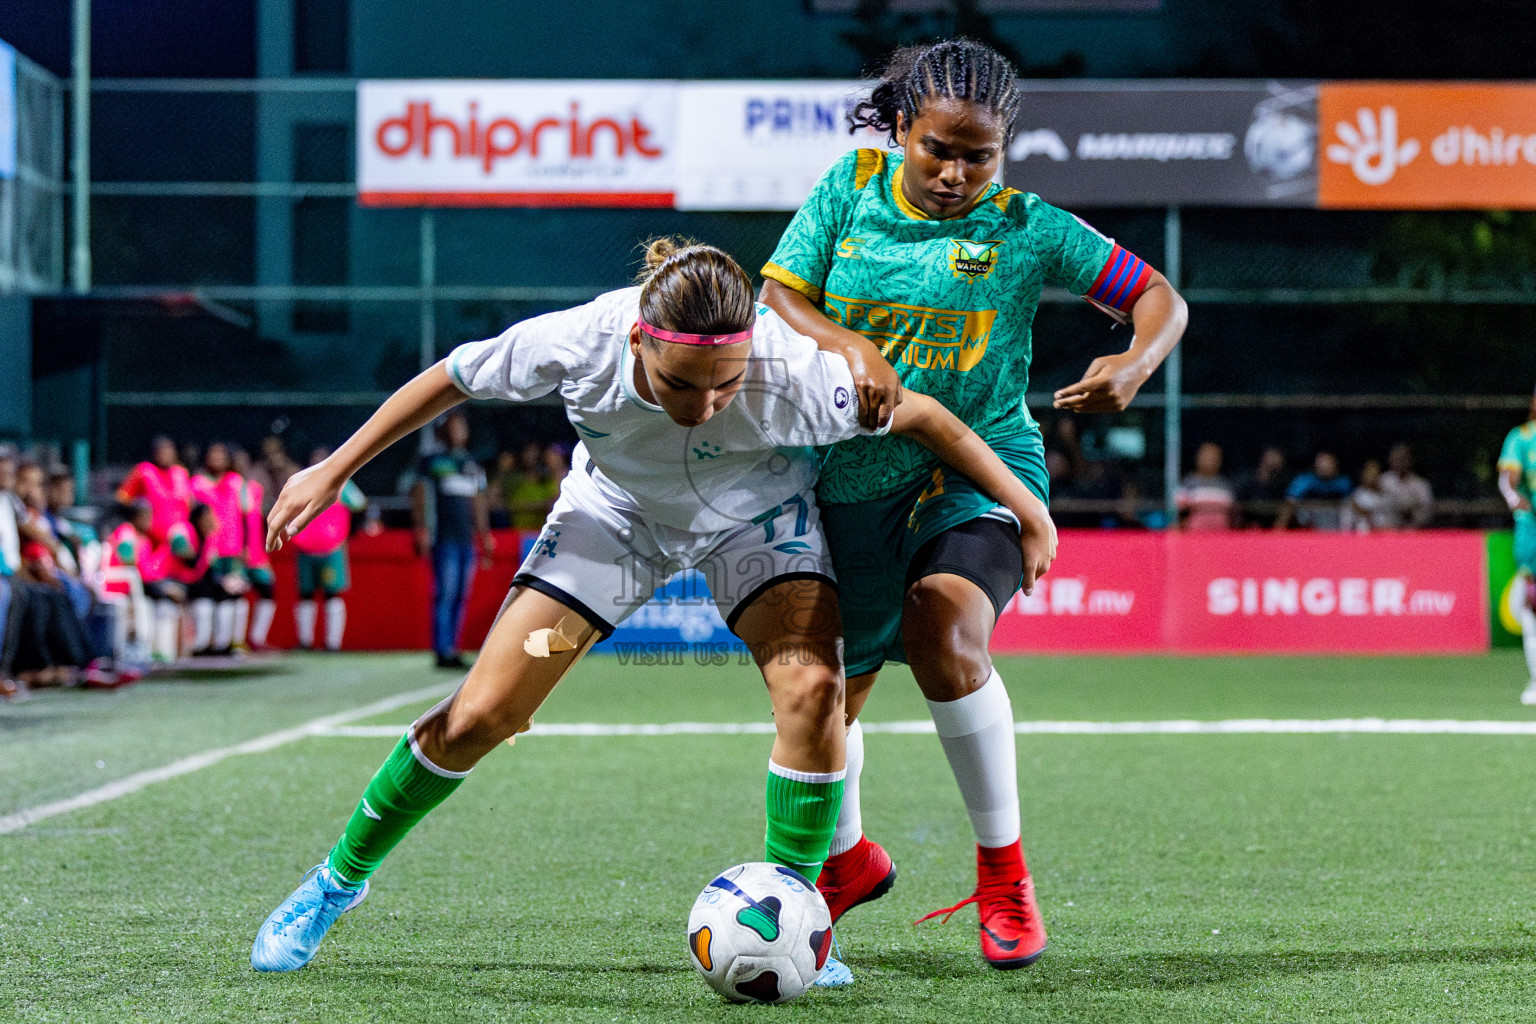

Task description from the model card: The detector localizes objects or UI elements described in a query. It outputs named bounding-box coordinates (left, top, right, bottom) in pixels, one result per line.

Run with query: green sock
left=763, top=762, right=844, bottom=884
left=326, top=733, right=467, bottom=886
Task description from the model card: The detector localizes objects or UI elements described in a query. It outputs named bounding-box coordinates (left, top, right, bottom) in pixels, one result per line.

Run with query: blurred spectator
left=1176, top=442, right=1236, bottom=530
left=1380, top=443, right=1434, bottom=529
left=487, top=450, right=517, bottom=529
left=249, top=435, right=301, bottom=514
left=232, top=446, right=276, bottom=650
left=503, top=442, right=557, bottom=530
left=177, top=503, right=247, bottom=656
left=180, top=442, right=202, bottom=475
left=292, top=447, right=367, bottom=652
left=9, top=460, right=92, bottom=685
left=1234, top=446, right=1289, bottom=528
left=102, top=499, right=183, bottom=662
left=544, top=443, right=571, bottom=489
left=1045, top=450, right=1073, bottom=491
left=1278, top=452, right=1353, bottom=530
left=46, top=469, right=99, bottom=576
left=193, top=444, right=260, bottom=651
left=115, top=435, right=192, bottom=546
left=1342, top=460, right=1396, bottom=532
left=411, top=412, right=493, bottom=670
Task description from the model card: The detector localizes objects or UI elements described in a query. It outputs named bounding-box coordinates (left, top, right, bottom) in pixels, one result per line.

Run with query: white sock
left=233, top=598, right=250, bottom=647
left=926, top=669, right=1022, bottom=849
left=154, top=601, right=181, bottom=660
left=251, top=599, right=276, bottom=648
left=1522, top=604, right=1536, bottom=684
left=191, top=599, right=214, bottom=651
left=295, top=600, right=318, bottom=648
left=214, top=602, right=236, bottom=650
left=829, top=720, right=865, bottom=857
left=324, top=597, right=346, bottom=651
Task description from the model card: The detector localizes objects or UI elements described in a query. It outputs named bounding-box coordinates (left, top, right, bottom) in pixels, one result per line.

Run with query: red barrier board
left=1163, top=531, right=1487, bottom=654
left=991, top=530, right=1488, bottom=655
left=262, top=529, right=1489, bottom=655
left=991, top=532, right=1166, bottom=652
left=262, top=529, right=529, bottom=652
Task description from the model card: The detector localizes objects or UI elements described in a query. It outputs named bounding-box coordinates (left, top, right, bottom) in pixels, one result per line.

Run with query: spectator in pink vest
left=115, top=436, right=192, bottom=547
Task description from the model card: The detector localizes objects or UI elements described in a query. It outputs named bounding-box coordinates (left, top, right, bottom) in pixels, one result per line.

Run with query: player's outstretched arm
left=1053, top=269, right=1188, bottom=414
left=889, top=393, right=1057, bottom=594
left=266, top=361, right=466, bottom=552
left=762, top=278, right=901, bottom=431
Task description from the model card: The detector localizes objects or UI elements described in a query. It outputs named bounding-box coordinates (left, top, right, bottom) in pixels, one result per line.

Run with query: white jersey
left=447, top=286, right=886, bottom=534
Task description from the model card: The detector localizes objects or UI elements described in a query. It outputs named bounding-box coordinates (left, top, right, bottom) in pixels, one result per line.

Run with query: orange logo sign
left=1318, top=83, right=1536, bottom=208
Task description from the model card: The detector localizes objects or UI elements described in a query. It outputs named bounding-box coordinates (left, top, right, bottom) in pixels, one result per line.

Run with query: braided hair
left=848, top=39, right=1022, bottom=146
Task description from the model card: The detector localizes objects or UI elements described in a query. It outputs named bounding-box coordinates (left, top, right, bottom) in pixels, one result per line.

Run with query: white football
left=686, top=862, right=833, bottom=1004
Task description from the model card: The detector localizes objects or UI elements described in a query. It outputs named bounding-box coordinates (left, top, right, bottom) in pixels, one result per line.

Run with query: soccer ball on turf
left=686, top=862, right=833, bottom=1004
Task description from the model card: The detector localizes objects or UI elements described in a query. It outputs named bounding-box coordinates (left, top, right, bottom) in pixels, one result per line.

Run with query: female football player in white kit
left=250, top=239, right=1057, bottom=975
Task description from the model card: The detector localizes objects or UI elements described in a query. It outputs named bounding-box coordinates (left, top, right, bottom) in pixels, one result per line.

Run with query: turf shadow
left=861, top=944, right=1536, bottom=991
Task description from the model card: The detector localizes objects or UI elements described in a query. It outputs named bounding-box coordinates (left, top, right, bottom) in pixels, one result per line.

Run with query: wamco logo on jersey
left=948, top=240, right=1003, bottom=281
left=821, top=292, right=995, bottom=371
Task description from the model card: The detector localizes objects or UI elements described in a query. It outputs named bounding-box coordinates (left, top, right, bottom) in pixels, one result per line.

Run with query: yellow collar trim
left=892, top=161, right=1004, bottom=222
left=891, top=162, right=933, bottom=221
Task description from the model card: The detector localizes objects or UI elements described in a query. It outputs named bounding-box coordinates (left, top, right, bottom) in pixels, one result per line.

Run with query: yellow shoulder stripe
left=761, top=262, right=823, bottom=303
left=989, top=187, right=1022, bottom=213
left=852, top=149, right=886, bottom=191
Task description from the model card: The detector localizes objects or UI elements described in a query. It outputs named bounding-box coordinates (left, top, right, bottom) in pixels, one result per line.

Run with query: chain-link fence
left=13, top=78, right=1536, bottom=520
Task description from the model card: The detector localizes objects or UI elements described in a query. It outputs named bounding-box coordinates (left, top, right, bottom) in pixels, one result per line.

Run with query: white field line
left=316, top=718, right=1536, bottom=739
left=0, top=682, right=454, bottom=835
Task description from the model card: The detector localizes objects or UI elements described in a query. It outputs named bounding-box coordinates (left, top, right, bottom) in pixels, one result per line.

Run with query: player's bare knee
left=778, top=666, right=845, bottom=727
left=903, top=580, right=991, bottom=697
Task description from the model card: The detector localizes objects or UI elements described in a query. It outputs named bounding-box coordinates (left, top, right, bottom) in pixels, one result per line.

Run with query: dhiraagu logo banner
left=1488, top=531, right=1522, bottom=648
left=0, top=41, right=16, bottom=180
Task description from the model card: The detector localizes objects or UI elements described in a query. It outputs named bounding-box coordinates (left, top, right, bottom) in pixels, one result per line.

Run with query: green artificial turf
left=4, top=651, right=1536, bottom=1022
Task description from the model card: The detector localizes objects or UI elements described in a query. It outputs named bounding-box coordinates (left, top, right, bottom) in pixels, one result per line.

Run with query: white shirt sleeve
left=445, top=308, right=579, bottom=403
left=752, top=309, right=892, bottom=448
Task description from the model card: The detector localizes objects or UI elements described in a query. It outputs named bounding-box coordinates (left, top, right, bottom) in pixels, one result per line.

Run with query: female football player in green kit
left=761, top=39, right=1188, bottom=972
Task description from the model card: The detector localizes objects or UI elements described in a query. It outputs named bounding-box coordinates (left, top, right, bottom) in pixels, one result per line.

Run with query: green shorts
left=1516, top=517, right=1536, bottom=574
left=297, top=548, right=350, bottom=597
left=819, top=430, right=1049, bottom=677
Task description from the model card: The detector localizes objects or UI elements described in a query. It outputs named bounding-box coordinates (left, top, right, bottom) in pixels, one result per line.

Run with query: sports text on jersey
left=822, top=292, right=996, bottom=372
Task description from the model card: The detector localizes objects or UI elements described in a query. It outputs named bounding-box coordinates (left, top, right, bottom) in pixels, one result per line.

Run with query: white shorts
left=513, top=461, right=836, bottom=636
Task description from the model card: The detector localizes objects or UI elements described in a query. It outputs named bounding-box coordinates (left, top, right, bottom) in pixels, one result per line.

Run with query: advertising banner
left=674, top=81, right=883, bottom=210
left=991, top=532, right=1166, bottom=652
left=1163, top=531, right=1487, bottom=654
left=1318, top=83, right=1536, bottom=209
left=357, top=80, right=677, bottom=207
left=1003, top=81, right=1318, bottom=207
left=356, top=78, right=1536, bottom=211
left=0, top=41, right=15, bottom=181
left=1488, top=531, right=1522, bottom=648
left=987, top=530, right=1488, bottom=655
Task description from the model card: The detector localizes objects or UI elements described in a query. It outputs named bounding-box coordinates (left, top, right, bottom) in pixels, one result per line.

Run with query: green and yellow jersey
left=764, top=148, right=1151, bottom=505
left=1499, top=422, right=1536, bottom=523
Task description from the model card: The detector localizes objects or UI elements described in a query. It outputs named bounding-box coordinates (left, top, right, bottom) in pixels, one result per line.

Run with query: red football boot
left=817, top=836, right=897, bottom=925
left=915, top=841, right=1047, bottom=969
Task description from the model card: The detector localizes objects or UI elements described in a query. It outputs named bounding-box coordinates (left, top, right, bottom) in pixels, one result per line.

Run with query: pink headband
left=637, top=316, right=754, bottom=347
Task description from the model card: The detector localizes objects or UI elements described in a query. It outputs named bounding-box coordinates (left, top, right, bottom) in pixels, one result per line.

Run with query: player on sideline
left=1498, top=389, right=1536, bottom=704
left=115, top=435, right=192, bottom=547
left=761, top=39, right=1187, bottom=971
left=291, top=447, right=367, bottom=651
left=250, top=239, right=1056, bottom=973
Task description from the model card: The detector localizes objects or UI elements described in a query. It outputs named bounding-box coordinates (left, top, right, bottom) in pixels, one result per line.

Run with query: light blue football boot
left=813, top=933, right=854, bottom=988
left=251, top=863, right=369, bottom=972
